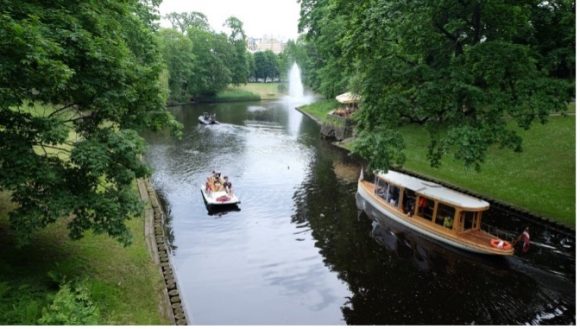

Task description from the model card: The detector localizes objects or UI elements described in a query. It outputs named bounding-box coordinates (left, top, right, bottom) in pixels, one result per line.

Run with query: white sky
left=158, top=0, right=301, bottom=41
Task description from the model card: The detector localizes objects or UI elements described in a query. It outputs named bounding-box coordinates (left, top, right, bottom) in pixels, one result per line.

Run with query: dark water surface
left=144, top=98, right=575, bottom=325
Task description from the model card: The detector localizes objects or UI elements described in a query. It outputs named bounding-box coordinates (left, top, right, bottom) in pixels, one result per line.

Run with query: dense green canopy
left=0, top=0, right=179, bottom=244
left=160, top=12, right=255, bottom=101
left=298, top=0, right=574, bottom=171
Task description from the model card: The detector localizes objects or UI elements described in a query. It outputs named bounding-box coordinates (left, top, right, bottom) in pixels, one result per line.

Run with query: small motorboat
left=198, top=112, right=218, bottom=125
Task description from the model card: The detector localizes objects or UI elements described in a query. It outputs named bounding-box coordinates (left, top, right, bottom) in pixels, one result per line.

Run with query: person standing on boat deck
left=513, top=226, right=531, bottom=253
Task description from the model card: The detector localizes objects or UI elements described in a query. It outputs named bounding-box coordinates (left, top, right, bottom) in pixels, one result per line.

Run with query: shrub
left=38, top=281, right=100, bottom=325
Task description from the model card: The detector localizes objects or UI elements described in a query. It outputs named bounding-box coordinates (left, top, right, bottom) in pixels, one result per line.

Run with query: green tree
left=224, top=16, right=250, bottom=85
left=264, top=50, right=280, bottom=81
left=527, top=0, right=575, bottom=82
left=299, top=0, right=572, bottom=171
left=158, top=28, right=195, bottom=102
left=165, top=11, right=210, bottom=33
left=298, top=0, right=351, bottom=97
left=0, top=0, right=180, bottom=244
left=187, top=28, right=233, bottom=96
left=247, top=52, right=256, bottom=81
left=253, top=50, right=280, bottom=82
left=253, top=51, right=268, bottom=81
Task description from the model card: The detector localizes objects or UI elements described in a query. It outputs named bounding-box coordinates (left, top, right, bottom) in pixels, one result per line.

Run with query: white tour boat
left=357, top=170, right=514, bottom=256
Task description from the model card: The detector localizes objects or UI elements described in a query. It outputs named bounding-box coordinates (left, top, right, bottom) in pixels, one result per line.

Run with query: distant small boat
left=198, top=113, right=218, bottom=125
left=357, top=170, right=514, bottom=256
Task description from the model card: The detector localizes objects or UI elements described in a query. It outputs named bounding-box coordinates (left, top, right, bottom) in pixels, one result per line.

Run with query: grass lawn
left=400, top=116, right=575, bottom=227
left=0, top=185, right=171, bottom=324
left=298, top=99, right=340, bottom=122
left=302, top=100, right=575, bottom=227
left=230, top=83, right=283, bottom=100
left=203, top=83, right=283, bottom=103
left=209, top=88, right=261, bottom=102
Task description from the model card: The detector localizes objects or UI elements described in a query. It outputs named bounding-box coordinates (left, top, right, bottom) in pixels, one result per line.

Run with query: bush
left=38, top=281, right=100, bottom=325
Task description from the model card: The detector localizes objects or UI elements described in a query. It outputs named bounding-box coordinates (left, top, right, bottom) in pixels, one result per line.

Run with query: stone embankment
left=137, top=179, right=188, bottom=325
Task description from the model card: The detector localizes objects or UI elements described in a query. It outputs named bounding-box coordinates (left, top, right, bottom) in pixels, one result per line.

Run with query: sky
left=158, top=0, right=302, bottom=41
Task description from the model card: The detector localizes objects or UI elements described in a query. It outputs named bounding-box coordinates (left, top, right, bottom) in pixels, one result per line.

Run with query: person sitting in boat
left=203, top=112, right=210, bottom=120
left=214, top=171, right=223, bottom=185
left=214, top=180, right=222, bottom=191
left=210, top=113, right=216, bottom=123
left=223, top=176, right=232, bottom=195
left=443, top=216, right=453, bottom=229
left=404, top=199, right=414, bottom=216
left=206, top=175, right=216, bottom=193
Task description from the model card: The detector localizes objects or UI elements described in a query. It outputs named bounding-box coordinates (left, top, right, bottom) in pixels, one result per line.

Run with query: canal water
left=143, top=97, right=575, bottom=325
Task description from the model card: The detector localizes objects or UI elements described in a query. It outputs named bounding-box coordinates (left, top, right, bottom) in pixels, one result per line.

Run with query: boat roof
left=376, top=170, right=490, bottom=210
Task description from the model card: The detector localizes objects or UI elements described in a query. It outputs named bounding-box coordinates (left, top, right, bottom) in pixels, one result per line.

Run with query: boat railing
left=480, top=223, right=515, bottom=242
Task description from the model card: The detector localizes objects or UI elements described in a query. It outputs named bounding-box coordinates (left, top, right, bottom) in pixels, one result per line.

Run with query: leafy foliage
left=224, top=16, right=250, bottom=85
left=0, top=0, right=179, bottom=244
left=38, top=281, right=99, bottom=325
left=298, top=0, right=573, bottom=171
left=159, top=12, right=253, bottom=101
left=252, top=51, right=281, bottom=82
left=165, top=11, right=210, bottom=33
left=158, top=28, right=195, bottom=102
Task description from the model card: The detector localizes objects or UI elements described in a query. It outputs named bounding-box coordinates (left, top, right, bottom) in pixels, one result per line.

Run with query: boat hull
left=198, top=116, right=217, bottom=125
left=200, top=185, right=240, bottom=207
left=357, top=180, right=513, bottom=256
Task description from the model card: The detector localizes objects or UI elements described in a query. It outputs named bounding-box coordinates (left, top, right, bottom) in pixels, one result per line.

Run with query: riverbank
left=203, top=83, right=283, bottom=103
left=0, top=185, right=172, bottom=324
left=298, top=101, right=575, bottom=228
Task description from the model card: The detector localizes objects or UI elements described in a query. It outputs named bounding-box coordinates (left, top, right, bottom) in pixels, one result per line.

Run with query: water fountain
left=288, top=62, right=304, bottom=99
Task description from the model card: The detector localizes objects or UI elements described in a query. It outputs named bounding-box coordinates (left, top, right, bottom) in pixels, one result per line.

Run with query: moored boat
left=357, top=170, right=514, bottom=256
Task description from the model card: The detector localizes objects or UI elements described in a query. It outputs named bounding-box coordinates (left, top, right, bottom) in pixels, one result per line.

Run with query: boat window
left=386, top=185, right=400, bottom=208
left=417, top=196, right=435, bottom=221
left=435, top=203, right=455, bottom=229
left=462, top=211, right=477, bottom=231
left=375, top=179, right=388, bottom=200
left=402, top=189, right=416, bottom=216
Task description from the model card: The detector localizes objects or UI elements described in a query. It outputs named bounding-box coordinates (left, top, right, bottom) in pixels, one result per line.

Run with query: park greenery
left=299, top=101, right=575, bottom=225
left=0, top=0, right=575, bottom=324
left=294, top=0, right=574, bottom=224
left=295, top=0, right=575, bottom=172
left=158, top=12, right=295, bottom=104
left=0, top=187, right=170, bottom=324
left=1, top=0, right=181, bottom=245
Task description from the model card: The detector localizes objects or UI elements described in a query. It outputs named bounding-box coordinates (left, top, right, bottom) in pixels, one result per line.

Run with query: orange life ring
left=490, top=239, right=512, bottom=250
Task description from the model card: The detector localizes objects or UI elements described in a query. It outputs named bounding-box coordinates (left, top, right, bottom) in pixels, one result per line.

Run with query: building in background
left=247, top=35, right=286, bottom=54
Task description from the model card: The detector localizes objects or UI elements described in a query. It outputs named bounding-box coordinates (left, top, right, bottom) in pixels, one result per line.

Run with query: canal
left=143, top=97, right=575, bottom=325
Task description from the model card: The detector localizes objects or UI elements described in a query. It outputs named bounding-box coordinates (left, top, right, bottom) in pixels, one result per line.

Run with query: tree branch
left=434, top=23, right=464, bottom=55
left=48, top=103, right=76, bottom=118
left=39, top=144, right=71, bottom=154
